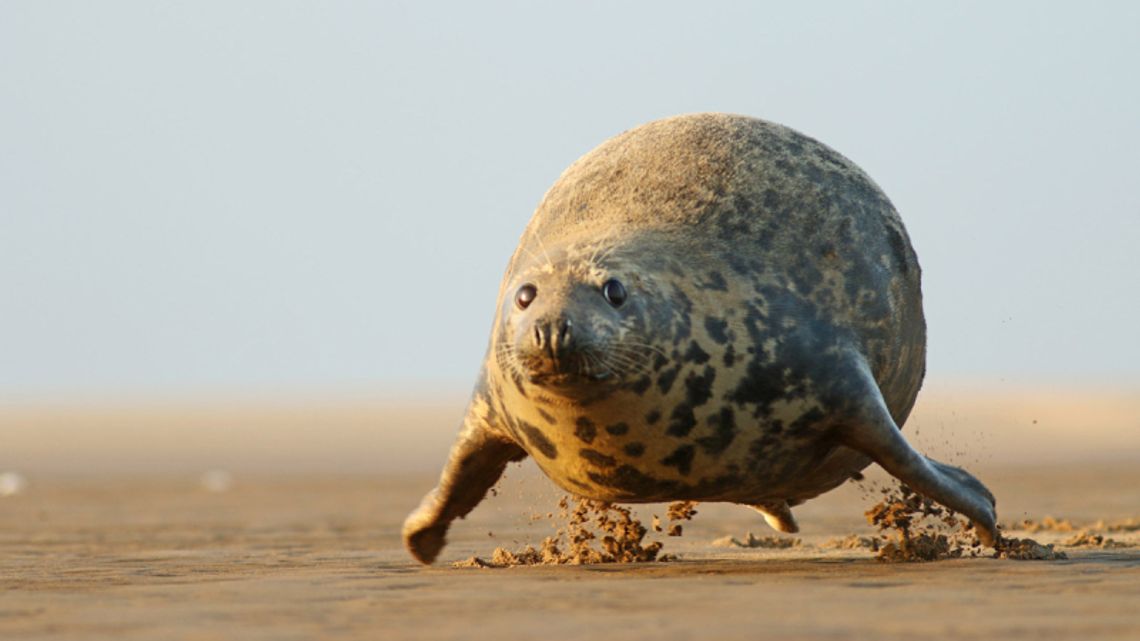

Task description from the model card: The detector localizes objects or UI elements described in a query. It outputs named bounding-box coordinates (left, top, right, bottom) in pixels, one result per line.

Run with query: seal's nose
left=532, top=317, right=574, bottom=358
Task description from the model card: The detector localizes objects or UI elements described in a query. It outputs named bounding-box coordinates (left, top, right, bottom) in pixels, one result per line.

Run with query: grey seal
left=402, top=113, right=998, bottom=564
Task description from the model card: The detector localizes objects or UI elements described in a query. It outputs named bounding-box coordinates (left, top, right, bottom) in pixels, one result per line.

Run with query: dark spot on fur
left=670, top=287, right=693, bottom=344
left=784, top=137, right=805, bottom=156
left=696, top=407, right=737, bottom=455
left=536, top=407, right=556, bottom=425
left=574, top=417, right=597, bottom=444
left=667, top=366, right=717, bottom=437
left=704, top=316, right=729, bottom=344
left=789, top=256, right=823, bottom=294
left=579, top=448, right=616, bottom=468
left=747, top=435, right=780, bottom=465
left=685, top=365, right=716, bottom=407
left=623, top=442, right=645, bottom=457
left=702, top=271, right=728, bottom=291
left=730, top=359, right=786, bottom=411
left=605, top=422, right=629, bottom=436
left=510, top=368, right=528, bottom=397
left=519, top=421, right=557, bottom=459
left=645, top=409, right=661, bottom=425
left=788, top=407, right=826, bottom=435
left=732, top=193, right=752, bottom=215
left=667, top=403, right=696, bottom=437
left=587, top=465, right=743, bottom=502
left=721, top=220, right=753, bottom=244
left=586, top=465, right=681, bottom=500
left=723, top=344, right=736, bottom=368
left=684, top=340, right=710, bottom=364
left=726, top=252, right=753, bottom=275
left=803, top=162, right=823, bottom=185
left=657, top=366, right=680, bottom=395
left=629, top=375, right=652, bottom=395
left=661, top=445, right=695, bottom=476
left=762, top=188, right=780, bottom=209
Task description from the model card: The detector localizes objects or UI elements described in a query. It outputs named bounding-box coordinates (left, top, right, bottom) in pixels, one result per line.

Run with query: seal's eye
left=515, top=283, right=537, bottom=310
left=601, top=278, right=627, bottom=308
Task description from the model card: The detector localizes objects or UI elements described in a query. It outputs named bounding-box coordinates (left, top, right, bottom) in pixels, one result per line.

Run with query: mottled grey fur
left=403, top=113, right=998, bottom=564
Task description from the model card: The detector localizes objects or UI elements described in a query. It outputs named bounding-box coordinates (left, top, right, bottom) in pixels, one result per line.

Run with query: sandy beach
left=2, top=386, right=1139, bottom=640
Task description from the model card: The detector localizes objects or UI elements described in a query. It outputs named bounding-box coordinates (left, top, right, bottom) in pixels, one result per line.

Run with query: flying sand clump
left=867, top=482, right=1067, bottom=562
left=453, top=496, right=694, bottom=568
left=865, top=483, right=978, bottom=562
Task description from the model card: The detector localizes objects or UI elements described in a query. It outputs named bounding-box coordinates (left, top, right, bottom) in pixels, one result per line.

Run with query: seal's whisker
left=494, top=342, right=531, bottom=382
left=609, top=341, right=670, bottom=358
left=602, top=346, right=650, bottom=364
left=588, top=349, right=624, bottom=374
left=583, top=242, right=599, bottom=265
left=598, top=351, right=648, bottom=378
left=531, top=230, right=555, bottom=270
left=602, top=347, right=645, bottom=364
left=594, top=242, right=619, bottom=264
left=516, top=243, right=548, bottom=270
left=602, top=347, right=658, bottom=370
left=579, top=353, right=598, bottom=378
left=582, top=348, right=611, bottom=376
left=594, top=345, right=636, bottom=363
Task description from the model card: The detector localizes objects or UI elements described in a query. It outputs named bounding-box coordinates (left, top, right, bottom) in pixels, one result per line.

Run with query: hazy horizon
left=3, top=2, right=1138, bottom=403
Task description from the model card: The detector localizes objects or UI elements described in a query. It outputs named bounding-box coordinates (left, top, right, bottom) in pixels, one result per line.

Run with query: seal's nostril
left=558, top=318, right=572, bottom=350
left=533, top=324, right=544, bottom=348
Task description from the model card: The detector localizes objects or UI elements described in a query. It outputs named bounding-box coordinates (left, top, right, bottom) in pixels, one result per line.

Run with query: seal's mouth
left=526, top=370, right=612, bottom=388
left=525, top=369, right=618, bottom=402
left=515, top=342, right=615, bottom=389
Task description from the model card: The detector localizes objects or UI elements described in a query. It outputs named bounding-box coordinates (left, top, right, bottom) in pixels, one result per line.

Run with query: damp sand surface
left=0, top=461, right=1137, bottom=641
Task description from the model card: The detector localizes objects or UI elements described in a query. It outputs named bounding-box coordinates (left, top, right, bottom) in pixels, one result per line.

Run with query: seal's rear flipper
left=402, top=409, right=526, bottom=565
left=750, top=500, right=800, bottom=534
left=835, top=356, right=999, bottom=547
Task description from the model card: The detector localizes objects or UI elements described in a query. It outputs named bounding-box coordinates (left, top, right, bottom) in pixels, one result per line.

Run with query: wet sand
left=2, top=388, right=1139, bottom=640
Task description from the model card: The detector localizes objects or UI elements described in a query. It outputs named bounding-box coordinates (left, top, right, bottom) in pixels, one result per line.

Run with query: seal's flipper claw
left=402, top=417, right=526, bottom=565
left=403, top=491, right=450, bottom=564
left=837, top=357, right=999, bottom=548
left=750, top=501, right=800, bottom=534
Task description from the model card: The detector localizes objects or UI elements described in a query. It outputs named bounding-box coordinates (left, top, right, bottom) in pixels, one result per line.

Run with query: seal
left=402, top=113, right=999, bottom=564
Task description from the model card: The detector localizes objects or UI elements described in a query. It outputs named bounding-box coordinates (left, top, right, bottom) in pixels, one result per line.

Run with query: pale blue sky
left=2, top=1, right=1137, bottom=401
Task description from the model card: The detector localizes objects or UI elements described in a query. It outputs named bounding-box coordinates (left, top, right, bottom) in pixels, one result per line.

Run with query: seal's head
left=493, top=239, right=664, bottom=394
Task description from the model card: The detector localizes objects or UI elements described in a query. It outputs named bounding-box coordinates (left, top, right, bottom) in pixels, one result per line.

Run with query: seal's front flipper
left=750, top=500, right=800, bottom=533
left=835, top=356, right=999, bottom=547
left=402, top=405, right=526, bottom=565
